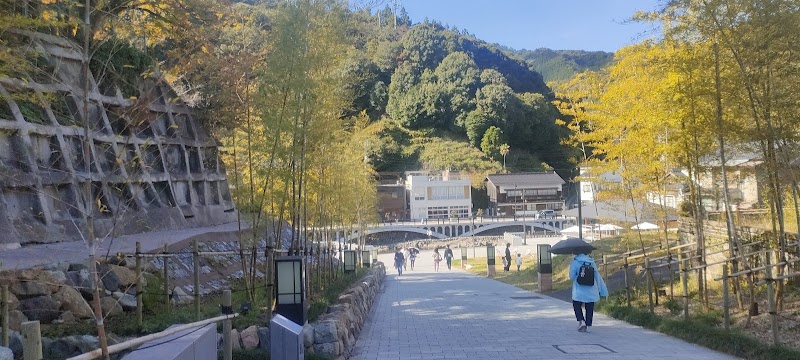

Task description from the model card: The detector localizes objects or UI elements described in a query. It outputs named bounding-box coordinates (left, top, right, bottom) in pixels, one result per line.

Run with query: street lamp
left=361, top=249, right=371, bottom=268
left=370, top=246, right=378, bottom=264
left=460, top=247, right=468, bottom=269
left=343, top=249, right=357, bottom=273
left=487, top=244, right=496, bottom=278
left=275, top=256, right=306, bottom=325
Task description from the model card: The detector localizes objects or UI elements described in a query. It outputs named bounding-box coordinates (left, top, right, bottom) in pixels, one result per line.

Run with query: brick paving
left=350, top=251, right=736, bottom=360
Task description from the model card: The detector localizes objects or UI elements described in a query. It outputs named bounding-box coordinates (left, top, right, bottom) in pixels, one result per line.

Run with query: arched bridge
left=338, top=217, right=575, bottom=241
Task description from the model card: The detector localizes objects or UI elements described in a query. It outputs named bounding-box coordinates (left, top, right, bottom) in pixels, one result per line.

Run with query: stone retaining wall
left=305, top=263, right=386, bottom=359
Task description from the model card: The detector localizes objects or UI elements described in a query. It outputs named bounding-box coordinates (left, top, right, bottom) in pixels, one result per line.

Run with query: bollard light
left=343, top=250, right=357, bottom=273
left=275, top=256, right=306, bottom=325
left=362, top=250, right=371, bottom=268
left=537, top=244, right=552, bottom=274
left=461, top=247, right=467, bottom=260
left=370, top=247, right=378, bottom=264
left=487, top=244, right=496, bottom=266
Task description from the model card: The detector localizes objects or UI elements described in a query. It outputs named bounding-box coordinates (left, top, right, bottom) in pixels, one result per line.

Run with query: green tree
left=481, top=126, right=504, bottom=160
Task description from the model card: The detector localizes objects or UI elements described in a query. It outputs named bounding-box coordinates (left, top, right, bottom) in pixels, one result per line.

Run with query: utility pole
left=577, top=168, right=583, bottom=240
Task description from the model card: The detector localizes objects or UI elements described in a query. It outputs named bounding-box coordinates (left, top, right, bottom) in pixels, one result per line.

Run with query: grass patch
left=598, top=298, right=800, bottom=360
left=308, top=268, right=369, bottom=322
left=457, top=253, right=573, bottom=292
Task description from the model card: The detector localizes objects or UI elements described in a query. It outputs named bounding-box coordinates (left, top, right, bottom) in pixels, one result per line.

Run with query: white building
left=579, top=167, right=622, bottom=203
left=406, top=170, right=472, bottom=220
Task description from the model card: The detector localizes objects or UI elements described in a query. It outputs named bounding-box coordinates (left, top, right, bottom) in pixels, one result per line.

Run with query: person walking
left=504, top=243, right=512, bottom=272
left=433, top=248, right=442, bottom=272
left=570, top=251, right=608, bottom=333
left=444, top=245, right=454, bottom=270
left=515, top=253, right=523, bottom=271
left=409, top=250, right=417, bottom=270
left=394, top=247, right=405, bottom=276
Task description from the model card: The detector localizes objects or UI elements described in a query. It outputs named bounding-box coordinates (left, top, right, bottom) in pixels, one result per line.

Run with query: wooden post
left=21, top=320, right=42, bottom=360
left=765, top=250, right=779, bottom=345
left=680, top=254, right=689, bottom=320
left=163, top=244, right=170, bottom=308
left=135, top=242, right=143, bottom=330
left=722, top=263, right=730, bottom=330
left=602, top=254, right=608, bottom=282
left=624, top=256, right=631, bottom=307
left=2, top=285, right=8, bottom=347
left=668, top=254, right=675, bottom=300
left=645, top=258, right=654, bottom=314
left=193, top=239, right=200, bottom=321
left=222, top=290, right=232, bottom=360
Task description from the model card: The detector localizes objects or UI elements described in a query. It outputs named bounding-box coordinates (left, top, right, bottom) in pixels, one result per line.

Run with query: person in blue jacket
left=569, top=251, right=608, bottom=333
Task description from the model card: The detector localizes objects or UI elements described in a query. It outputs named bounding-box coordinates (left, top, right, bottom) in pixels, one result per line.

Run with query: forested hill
left=512, top=48, right=614, bottom=83
left=347, top=17, right=570, bottom=180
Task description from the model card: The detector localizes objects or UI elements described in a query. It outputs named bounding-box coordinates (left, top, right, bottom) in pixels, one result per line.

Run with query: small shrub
left=695, top=309, right=723, bottom=327
left=663, top=298, right=682, bottom=315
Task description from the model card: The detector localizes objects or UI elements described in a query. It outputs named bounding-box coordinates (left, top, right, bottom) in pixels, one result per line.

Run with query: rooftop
left=486, top=172, right=566, bottom=187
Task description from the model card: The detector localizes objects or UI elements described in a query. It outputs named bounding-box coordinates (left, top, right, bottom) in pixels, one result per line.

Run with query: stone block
left=108, top=265, right=137, bottom=288
left=100, top=297, right=123, bottom=316
left=240, top=325, right=259, bottom=350
left=7, top=310, right=27, bottom=331
left=52, top=286, right=93, bottom=319
left=19, top=295, right=61, bottom=323
left=112, top=291, right=137, bottom=311
left=314, top=321, right=338, bottom=344
left=0, top=346, right=12, bottom=360
left=230, top=329, right=241, bottom=350
left=10, top=281, right=50, bottom=299
left=302, top=322, right=314, bottom=348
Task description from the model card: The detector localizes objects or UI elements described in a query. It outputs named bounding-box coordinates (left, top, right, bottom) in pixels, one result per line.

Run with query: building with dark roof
left=485, top=172, right=566, bottom=217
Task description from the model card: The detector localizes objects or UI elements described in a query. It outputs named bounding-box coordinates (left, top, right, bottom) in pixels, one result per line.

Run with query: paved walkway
left=350, top=251, right=736, bottom=360
left=0, top=222, right=244, bottom=270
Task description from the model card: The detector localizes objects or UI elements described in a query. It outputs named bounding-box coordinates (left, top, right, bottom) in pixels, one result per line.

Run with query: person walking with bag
left=394, top=247, right=405, bottom=276
left=433, top=248, right=442, bottom=272
left=570, top=251, right=608, bottom=333
left=444, top=245, right=454, bottom=270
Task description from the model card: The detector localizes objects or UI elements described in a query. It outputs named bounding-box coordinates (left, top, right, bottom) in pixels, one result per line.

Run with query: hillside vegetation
left=514, top=48, right=614, bottom=83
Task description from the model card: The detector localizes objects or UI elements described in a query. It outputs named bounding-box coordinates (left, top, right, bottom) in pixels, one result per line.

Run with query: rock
left=45, top=270, right=67, bottom=286
left=97, top=265, right=120, bottom=293
left=59, top=311, right=76, bottom=323
left=68, top=263, right=88, bottom=272
left=0, top=346, right=11, bottom=360
left=230, top=329, right=241, bottom=350
left=8, top=331, right=21, bottom=359
left=303, top=323, right=314, bottom=348
left=65, top=269, right=92, bottom=298
left=5, top=292, right=18, bottom=311
left=257, top=327, right=270, bottom=351
left=314, top=321, right=338, bottom=344
left=19, top=296, right=61, bottom=323
left=170, top=286, right=193, bottom=305
left=313, top=342, right=338, bottom=356
left=47, top=335, right=99, bottom=359
left=108, top=265, right=137, bottom=288
left=52, top=286, right=93, bottom=319
left=10, top=281, right=50, bottom=299
left=240, top=326, right=259, bottom=350
left=100, top=297, right=123, bottom=317
left=8, top=310, right=27, bottom=330
left=112, top=291, right=137, bottom=311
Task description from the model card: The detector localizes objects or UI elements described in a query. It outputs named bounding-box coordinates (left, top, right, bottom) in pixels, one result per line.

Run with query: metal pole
left=222, top=290, right=232, bottom=360
left=645, top=258, right=654, bottom=314
left=135, top=242, right=143, bottom=330
left=193, top=239, right=200, bottom=320
left=21, top=321, right=42, bottom=360
left=722, top=263, right=730, bottom=330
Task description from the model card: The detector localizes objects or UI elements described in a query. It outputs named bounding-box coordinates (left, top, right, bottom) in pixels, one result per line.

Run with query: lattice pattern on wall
left=0, top=32, right=236, bottom=248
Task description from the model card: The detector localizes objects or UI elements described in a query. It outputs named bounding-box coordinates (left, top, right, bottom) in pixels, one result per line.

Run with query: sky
left=395, top=0, right=663, bottom=52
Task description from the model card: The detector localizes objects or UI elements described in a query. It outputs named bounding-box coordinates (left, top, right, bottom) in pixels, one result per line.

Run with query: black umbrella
left=548, top=237, right=595, bottom=255
left=408, top=247, right=420, bottom=254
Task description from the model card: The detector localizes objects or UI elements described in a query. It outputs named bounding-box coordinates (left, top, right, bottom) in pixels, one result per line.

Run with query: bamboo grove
left=556, top=0, right=800, bottom=311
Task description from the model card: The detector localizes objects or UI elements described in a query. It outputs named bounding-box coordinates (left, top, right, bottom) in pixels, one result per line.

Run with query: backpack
left=577, top=262, right=595, bottom=286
